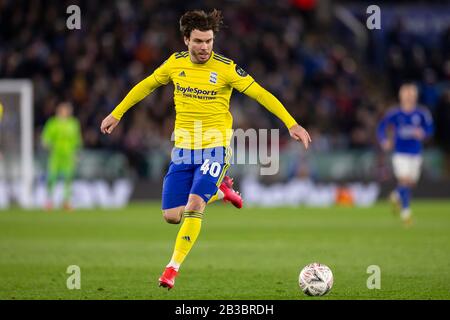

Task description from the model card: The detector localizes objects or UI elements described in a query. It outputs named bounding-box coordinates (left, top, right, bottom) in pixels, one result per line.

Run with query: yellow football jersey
left=111, top=51, right=297, bottom=149
left=153, top=51, right=255, bottom=149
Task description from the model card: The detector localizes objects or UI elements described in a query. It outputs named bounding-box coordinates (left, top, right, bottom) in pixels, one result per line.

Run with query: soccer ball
left=299, top=262, right=333, bottom=296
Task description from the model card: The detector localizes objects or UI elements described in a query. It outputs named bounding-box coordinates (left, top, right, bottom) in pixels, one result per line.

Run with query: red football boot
left=158, top=266, right=178, bottom=290
left=219, top=176, right=243, bottom=209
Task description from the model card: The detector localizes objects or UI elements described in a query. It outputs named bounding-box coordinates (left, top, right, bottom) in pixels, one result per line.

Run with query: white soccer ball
left=299, top=262, right=333, bottom=296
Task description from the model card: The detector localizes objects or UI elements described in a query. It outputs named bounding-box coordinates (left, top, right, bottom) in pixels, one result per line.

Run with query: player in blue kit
left=377, top=83, right=434, bottom=226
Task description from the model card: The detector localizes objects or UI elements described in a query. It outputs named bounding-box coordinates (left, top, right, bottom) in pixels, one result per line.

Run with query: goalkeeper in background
left=42, top=102, right=82, bottom=210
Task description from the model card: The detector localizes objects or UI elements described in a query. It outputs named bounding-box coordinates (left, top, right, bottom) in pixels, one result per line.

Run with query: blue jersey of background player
left=377, top=83, right=434, bottom=226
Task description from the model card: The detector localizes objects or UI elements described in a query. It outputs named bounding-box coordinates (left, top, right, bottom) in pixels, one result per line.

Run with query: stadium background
left=1, top=0, right=450, bottom=207
left=0, top=0, right=450, bottom=302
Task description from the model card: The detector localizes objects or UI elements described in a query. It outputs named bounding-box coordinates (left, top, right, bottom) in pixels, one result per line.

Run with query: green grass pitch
left=0, top=200, right=449, bottom=300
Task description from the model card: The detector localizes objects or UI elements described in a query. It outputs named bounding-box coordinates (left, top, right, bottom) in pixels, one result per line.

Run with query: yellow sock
left=207, top=189, right=224, bottom=204
left=169, top=210, right=203, bottom=269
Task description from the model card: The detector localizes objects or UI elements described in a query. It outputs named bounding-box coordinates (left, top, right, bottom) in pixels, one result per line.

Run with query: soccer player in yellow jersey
left=100, top=9, right=311, bottom=289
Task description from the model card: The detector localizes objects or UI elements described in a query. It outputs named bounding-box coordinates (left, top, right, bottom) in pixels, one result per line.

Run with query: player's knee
left=185, top=195, right=206, bottom=212
left=162, top=210, right=182, bottom=224
left=398, top=178, right=414, bottom=187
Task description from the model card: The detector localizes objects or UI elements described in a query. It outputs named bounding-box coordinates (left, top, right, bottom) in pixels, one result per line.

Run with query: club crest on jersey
left=209, top=72, right=218, bottom=84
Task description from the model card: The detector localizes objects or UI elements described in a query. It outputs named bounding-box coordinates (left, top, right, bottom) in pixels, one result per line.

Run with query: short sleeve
left=227, top=62, right=255, bottom=93
left=153, top=54, right=175, bottom=85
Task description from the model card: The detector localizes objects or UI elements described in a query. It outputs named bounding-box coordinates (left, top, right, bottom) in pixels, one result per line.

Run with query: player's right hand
left=381, top=140, right=392, bottom=151
left=100, top=114, right=120, bottom=134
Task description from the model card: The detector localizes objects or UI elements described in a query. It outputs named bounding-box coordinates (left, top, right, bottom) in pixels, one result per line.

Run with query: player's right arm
left=41, top=118, right=55, bottom=149
left=376, top=110, right=396, bottom=151
left=101, top=54, right=174, bottom=134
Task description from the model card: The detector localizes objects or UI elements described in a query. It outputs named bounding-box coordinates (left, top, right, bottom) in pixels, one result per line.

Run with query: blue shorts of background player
left=162, top=146, right=232, bottom=210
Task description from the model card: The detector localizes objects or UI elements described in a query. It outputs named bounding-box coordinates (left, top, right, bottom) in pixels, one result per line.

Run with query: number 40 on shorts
left=200, top=159, right=221, bottom=177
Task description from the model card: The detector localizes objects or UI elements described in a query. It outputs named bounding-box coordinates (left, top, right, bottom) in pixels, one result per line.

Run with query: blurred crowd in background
left=1, top=0, right=450, bottom=179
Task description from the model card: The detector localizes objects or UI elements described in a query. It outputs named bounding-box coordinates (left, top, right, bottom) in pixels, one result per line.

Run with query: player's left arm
left=74, top=119, right=83, bottom=150
left=228, top=64, right=311, bottom=149
left=420, top=108, right=434, bottom=140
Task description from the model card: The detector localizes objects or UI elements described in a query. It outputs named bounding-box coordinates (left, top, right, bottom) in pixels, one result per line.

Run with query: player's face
left=57, top=104, right=73, bottom=118
left=399, top=85, right=418, bottom=112
left=185, top=29, right=214, bottom=64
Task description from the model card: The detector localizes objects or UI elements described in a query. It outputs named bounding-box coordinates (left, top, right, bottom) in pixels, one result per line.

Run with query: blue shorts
left=161, top=146, right=232, bottom=210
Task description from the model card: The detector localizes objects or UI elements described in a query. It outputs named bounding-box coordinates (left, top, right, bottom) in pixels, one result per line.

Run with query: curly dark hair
left=179, top=9, right=224, bottom=38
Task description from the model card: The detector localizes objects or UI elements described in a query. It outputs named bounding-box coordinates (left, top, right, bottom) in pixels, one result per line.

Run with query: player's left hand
left=412, top=128, right=425, bottom=140
left=289, top=124, right=312, bottom=149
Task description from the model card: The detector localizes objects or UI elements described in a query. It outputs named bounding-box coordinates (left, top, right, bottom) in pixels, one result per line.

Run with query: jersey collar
left=399, top=105, right=418, bottom=115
